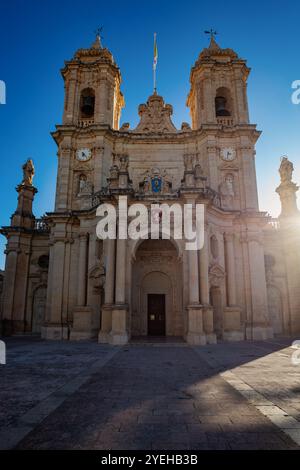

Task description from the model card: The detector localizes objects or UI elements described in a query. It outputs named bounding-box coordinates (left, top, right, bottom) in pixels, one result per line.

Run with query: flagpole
left=153, top=32, right=157, bottom=93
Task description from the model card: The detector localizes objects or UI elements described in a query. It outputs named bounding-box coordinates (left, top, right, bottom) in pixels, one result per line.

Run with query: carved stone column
left=77, top=233, right=88, bottom=307
left=105, top=238, right=116, bottom=304
left=224, top=233, right=237, bottom=306
left=43, top=237, right=67, bottom=340
left=110, top=237, right=129, bottom=345
left=246, top=232, right=273, bottom=340
left=223, top=232, right=243, bottom=341
left=71, top=233, right=95, bottom=340
left=188, top=249, right=199, bottom=305
left=199, top=229, right=209, bottom=304
left=1, top=248, right=18, bottom=335
left=98, top=238, right=115, bottom=343
left=184, top=196, right=206, bottom=345
left=199, top=227, right=216, bottom=343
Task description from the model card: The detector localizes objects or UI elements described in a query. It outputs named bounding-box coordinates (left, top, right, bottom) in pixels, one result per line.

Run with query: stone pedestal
left=109, top=305, right=129, bottom=345
left=223, top=307, right=244, bottom=341
left=185, top=305, right=206, bottom=345
left=98, top=304, right=113, bottom=343
left=41, top=323, right=68, bottom=340
left=246, top=324, right=273, bottom=341
left=70, top=306, right=95, bottom=340
left=202, top=306, right=217, bottom=344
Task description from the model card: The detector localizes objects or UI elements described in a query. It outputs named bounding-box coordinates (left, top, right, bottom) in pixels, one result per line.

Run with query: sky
left=0, top=0, right=300, bottom=269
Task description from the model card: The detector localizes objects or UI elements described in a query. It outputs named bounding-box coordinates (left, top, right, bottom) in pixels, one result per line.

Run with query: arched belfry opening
left=131, top=238, right=183, bottom=338
left=80, top=88, right=95, bottom=119
left=215, top=87, right=232, bottom=117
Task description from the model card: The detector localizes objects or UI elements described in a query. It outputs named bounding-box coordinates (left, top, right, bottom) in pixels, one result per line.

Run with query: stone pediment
left=134, top=93, right=177, bottom=134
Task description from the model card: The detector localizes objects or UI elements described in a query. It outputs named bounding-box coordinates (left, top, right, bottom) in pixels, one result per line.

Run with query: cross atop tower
left=204, top=29, right=217, bottom=40
left=92, top=26, right=103, bottom=49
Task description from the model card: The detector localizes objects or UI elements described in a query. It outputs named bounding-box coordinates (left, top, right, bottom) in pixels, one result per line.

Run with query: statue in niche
left=107, top=164, right=119, bottom=189
left=109, top=165, right=119, bottom=179
left=194, top=163, right=207, bottom=189
left=219, top=174, right=235, bottom=209
left=22, top=159, right=35, bottom=185
left=78, top=174, right=92, bottom=195
left=183, top=154, right=194, bottom=172
left=279, top=156, right=294, bottom=184
left=194, top=164, right=203, bottom=178
left=161, top=169, right=172, bottom=194
left=119, top=155, right=128, bottom=172
left=143, top=171, right=152, bottom=193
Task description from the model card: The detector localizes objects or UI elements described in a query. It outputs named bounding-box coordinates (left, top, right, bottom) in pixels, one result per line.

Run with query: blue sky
left=0, top=0, right=300, bottom=268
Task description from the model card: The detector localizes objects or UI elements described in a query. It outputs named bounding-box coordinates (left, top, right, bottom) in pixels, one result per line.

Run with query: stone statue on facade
left=119, top=155, right=129, bottom=172
left=279, top=156, right=294, bottom=184
left=276, top=156, right=299, bottom=217
left=183, top=154, right=194, bottom=172
left=161, top=170, right=172, bottom=194
left=194, top=163, right=203, bottom=178
left=22, top=159, right=35, bottom=186
left=219, top=174, right=235, bottom=209
left=142, top=171, right=152, bottom=193
left=78, top=174, right=93, bottom=195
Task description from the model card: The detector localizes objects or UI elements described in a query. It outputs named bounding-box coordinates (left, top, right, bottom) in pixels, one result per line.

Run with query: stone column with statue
left=0, top=160, right=38, bottom=334
left=276, top=156, right=300, bottom=334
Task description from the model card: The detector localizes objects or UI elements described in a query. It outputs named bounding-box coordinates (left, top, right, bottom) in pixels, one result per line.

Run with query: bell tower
left=52, top=34, right=125, bottom=212
left=62, top=33, right=124, bottom=128
left=187, top=33, right=250, bottom=128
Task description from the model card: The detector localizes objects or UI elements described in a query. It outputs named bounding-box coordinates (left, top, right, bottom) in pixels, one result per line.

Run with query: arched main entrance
left=131, top=239, right=183, bottom=337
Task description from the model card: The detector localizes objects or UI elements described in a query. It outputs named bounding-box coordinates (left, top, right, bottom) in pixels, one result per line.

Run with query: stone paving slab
left=0, top=339, right=296, bottom=450
left=193, top=337, right=300, bottom=447
left=0, top=337, right=119, bottom=449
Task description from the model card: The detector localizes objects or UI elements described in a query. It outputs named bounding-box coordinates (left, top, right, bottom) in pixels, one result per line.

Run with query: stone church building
left=1, top=35, right=300, bottom=344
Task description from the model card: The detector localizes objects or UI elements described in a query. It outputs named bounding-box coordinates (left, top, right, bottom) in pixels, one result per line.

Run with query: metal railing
left=34, top=218, right=50, bottom=232
left=217, top=117, right=234, bottom=126
left=78, top=118, right=95, bottom=128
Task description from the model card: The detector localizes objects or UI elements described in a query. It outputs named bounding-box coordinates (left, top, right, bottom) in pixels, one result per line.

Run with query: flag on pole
left=153, top=32, right=158, bottom=70
left=153, top=33, right=158, bottom=92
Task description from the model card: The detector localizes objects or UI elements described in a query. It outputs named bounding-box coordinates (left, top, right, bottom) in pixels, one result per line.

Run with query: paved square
left=0, top=337, right=299, bottom=449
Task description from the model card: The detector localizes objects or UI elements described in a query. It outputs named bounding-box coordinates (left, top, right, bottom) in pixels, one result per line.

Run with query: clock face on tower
left=76, top=148, right=92, bottom=162
left=221, top=147, right=236, bottom=162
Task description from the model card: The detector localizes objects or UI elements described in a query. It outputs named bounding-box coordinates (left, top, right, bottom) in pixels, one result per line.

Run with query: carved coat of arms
left=139, top=168, right=172, bottom=195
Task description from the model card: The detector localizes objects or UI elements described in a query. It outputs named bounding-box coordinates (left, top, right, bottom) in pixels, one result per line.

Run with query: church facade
left=1, top=35, right=300, bottom=345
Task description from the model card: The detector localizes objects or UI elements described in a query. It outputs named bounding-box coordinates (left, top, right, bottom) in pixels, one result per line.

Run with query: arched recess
left=215, top=87, right=232, bottom=117
left=79, top=88, right=95, bottom=119
left=131, top=232, right=182, bottom=262
left=131, top=238, right=183, bottom=337
left=267, top=285, right=283, bottom=335
left=32, top=285, right=47, bottom=334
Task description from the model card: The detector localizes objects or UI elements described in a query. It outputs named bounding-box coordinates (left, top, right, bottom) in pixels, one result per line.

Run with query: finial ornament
left=22, top=159, right=35, bottom=186
left=92, top=26, right=103, bottom=49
